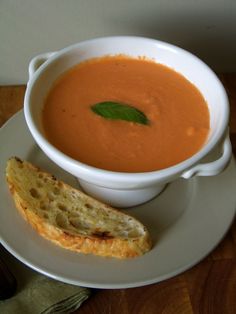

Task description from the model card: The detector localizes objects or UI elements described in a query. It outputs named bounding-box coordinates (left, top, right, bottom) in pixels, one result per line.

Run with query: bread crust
left=6, top=157, right=152, bottom=258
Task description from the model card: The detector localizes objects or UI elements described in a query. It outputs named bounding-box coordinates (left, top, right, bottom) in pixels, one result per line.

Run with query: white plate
left=0, top=110, right=236, bottom=289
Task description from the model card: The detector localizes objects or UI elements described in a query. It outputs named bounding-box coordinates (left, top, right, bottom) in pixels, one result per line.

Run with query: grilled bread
left=6, top=157, right=152, bottom=258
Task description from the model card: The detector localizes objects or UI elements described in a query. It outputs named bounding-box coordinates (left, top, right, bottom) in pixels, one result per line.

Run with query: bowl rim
left=24, top=35, right=230, bottom=181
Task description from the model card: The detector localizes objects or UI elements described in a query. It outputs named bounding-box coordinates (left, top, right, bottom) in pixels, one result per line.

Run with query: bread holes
left=29, top=188, right=40, bottom=199
left=55, top=213, right=68, bottom=229
left=43, top=177, right=48, bottom=183
left=58, top=203, right=68, bottom=212
left=53, top=187, right=60, bottom=195
left=39, top=202, right=48, bottom=211
left=43, top=213, right=49, bottom=219
left=70, top=190, right=77, bottom=199
left=92, top=230, right=114, bottom=239
left=69, top=218, right=81, bottom=229
left=69, top=217, right=90, bottom=231
left=85, top=203, right=93, bottom=209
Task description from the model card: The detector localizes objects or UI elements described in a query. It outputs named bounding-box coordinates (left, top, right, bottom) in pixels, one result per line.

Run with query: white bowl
left=24, top=36, right=232, bottom=207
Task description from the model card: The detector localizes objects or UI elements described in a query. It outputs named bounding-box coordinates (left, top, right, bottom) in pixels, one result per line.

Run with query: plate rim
left=0, top=110, right=236, bottom=289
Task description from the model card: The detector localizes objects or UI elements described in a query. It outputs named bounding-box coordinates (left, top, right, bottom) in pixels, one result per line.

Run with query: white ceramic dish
left=0, top=111, right=235, bottom=288
left=24, top=36, right=232, bottom=207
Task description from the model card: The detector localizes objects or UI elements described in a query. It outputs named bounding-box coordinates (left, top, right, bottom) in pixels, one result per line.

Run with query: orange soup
left=42, top=55, right=210, bottom=172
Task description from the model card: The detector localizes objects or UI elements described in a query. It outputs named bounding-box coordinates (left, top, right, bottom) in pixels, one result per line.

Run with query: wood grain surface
left=0, top=76, right=236, bottom=313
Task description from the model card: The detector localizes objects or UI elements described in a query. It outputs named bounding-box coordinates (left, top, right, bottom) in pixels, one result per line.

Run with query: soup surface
left=42, top=55, right=209, bottom=172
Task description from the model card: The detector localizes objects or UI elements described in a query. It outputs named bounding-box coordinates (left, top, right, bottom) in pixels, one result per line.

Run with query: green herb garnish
left=91, top=101, right=149, bottom=125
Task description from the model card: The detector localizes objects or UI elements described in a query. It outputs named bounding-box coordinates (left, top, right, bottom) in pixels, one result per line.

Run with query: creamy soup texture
left=42, top=55, right=210, bottom=172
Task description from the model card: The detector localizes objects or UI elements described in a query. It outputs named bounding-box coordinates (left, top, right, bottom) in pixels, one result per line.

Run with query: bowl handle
left=181, top=133, right=232, bottom=179
left=28, top=52, right=56, bottom=79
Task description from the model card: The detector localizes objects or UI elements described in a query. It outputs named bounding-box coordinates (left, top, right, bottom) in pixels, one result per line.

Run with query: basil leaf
left=91, top=101, right=149, bottom=125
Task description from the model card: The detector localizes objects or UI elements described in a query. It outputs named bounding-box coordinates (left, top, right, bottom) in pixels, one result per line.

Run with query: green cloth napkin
left=0, top=275, right=91, bottom=314
left=0, top=247, right=91, bottom=314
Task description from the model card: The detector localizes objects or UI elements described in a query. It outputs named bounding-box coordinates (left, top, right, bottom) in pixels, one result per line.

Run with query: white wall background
left=1, top=0, right=236, bottom=84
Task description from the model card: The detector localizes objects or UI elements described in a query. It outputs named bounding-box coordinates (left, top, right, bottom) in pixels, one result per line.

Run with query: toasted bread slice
left=6, top=157, right=152, bottom=258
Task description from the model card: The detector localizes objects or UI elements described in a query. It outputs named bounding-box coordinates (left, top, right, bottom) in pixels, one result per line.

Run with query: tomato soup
left=42, top=55, right=210, bottom=172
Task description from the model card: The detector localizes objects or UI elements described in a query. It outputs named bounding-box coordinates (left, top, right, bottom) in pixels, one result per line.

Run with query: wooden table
left=1, top=76, right=236, bottom=314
